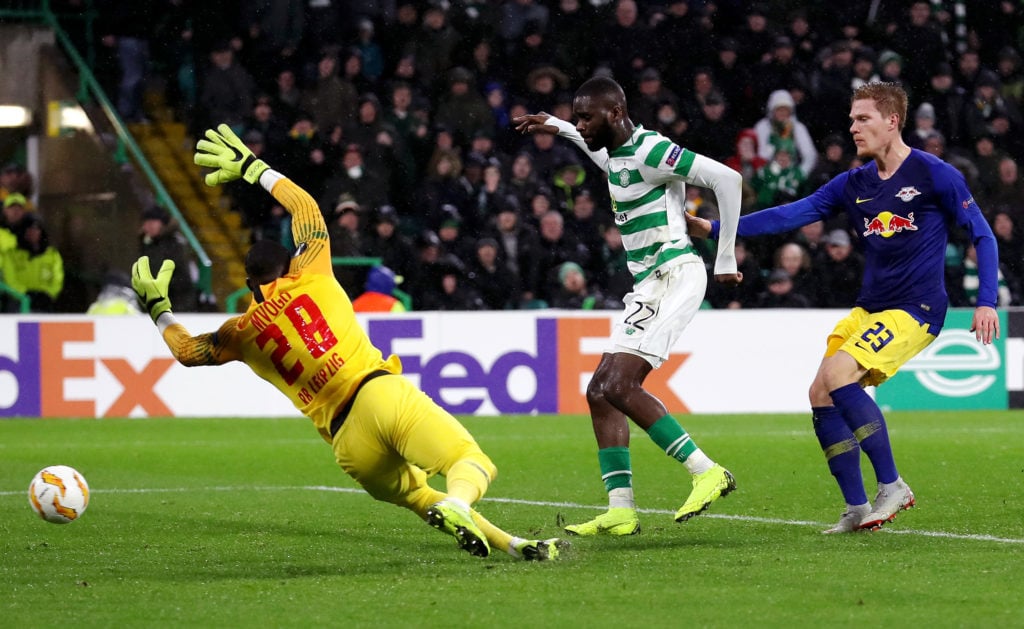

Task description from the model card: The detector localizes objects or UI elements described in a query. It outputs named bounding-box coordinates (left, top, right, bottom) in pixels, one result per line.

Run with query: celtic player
left=514, top=76, right=742, bottom=536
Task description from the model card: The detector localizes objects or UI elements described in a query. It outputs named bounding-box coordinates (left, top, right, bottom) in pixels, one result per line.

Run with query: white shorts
left=610, top=261, right=707, bottom=368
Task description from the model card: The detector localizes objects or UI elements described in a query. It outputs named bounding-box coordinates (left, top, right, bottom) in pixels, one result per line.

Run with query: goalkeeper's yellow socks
left=647, top=415, right=714, bottom=474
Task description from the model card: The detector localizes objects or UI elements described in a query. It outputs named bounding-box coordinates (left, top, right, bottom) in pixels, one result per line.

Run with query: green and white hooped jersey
left=548, top=119, right=738, bottom=283
left=605, top=126, right=703, bottom=283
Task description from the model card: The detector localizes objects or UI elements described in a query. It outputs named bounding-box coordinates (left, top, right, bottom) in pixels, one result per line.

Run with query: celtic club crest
left=618, top=168, right=631, bottom=187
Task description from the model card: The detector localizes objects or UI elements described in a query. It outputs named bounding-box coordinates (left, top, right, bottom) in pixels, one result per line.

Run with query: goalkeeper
left=133, top=124, right=564, bottom=561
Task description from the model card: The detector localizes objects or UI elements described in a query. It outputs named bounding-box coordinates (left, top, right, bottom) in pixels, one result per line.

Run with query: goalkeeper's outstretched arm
left=194, top=123, right=332, bottom=277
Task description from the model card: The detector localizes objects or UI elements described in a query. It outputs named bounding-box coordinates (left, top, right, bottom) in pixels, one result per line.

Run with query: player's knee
left=588, top=372, right=634, bottom=407
left=455, top=450, right=497, bottom=485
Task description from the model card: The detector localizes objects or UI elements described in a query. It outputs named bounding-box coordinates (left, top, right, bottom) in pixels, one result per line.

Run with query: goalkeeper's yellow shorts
left=331, top=373, right=496, bottom=509
left=825, top=307, right=936, bottom=387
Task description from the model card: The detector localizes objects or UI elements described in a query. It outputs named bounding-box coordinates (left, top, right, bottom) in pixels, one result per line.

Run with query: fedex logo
left=367, top=317, right=690, bottom=415
left=0, top=322, right=175, bottom=417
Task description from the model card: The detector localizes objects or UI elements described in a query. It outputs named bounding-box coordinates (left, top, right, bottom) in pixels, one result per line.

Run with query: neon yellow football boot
left=674, top=465, right=736, bottom=522
left=511, top=538, right=569, bottom=561
left=426, top=500, right=490, bottom=557
left=564, top=507, right=641, bottom=536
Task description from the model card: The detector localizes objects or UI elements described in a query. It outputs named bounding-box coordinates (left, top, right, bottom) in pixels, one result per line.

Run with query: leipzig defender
left=687, top=83, right=1000, bottom=533
left=132, top=124, right=563, bottom=561
left=514, top=76, right=742, bottom=537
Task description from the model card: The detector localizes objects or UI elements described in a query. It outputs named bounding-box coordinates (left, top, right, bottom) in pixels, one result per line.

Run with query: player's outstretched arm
left=131, top=255, right=240, bottom=367
left=513, top=113, right=609, bottom=169
left=194, top=123, right=331, bottom=275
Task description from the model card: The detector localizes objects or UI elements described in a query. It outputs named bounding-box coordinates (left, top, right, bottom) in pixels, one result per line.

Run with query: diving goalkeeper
left=132, top=124, right=564, bottom=561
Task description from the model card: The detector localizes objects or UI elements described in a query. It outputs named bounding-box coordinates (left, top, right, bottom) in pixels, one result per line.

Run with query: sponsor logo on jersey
left=895, top=186, right=921, bottom=202
left=666, top=144, right=682, bottom=167
left=862, top=211, right=917, bottom=237
left=618, top=168, right=631, bottom=187
left=614, top=212, right=628, bottom=225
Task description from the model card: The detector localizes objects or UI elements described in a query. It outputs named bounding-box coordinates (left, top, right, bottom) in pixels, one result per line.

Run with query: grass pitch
left=2, top=412, right=1022, bottom=628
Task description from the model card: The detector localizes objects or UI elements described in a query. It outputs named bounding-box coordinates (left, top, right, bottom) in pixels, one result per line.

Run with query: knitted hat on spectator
left=558, top=261, right=585, bottom=284
left=4, top=192, right=27, bottom=209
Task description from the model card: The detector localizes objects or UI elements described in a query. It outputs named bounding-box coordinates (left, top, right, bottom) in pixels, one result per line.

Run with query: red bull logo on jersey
left=894, top=186, right=921, bottom=202
left=862, top=211, right=917, bottom=238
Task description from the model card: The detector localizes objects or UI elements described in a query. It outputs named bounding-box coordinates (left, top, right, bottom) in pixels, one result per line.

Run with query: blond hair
left=852, top=82, right=909, bottom=131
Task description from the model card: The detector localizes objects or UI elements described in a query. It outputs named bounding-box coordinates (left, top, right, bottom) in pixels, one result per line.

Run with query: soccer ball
left=28, top=465, right=90, bottom=524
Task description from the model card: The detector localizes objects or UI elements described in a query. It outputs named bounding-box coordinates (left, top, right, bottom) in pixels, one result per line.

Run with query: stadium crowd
left=23, top=0, right=1024, bottom=311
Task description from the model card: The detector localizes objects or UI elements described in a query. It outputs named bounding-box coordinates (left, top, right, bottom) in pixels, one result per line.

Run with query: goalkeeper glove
left=131, top=255, right=175, bottom=323
left=193, top=123, right=270, bottom=186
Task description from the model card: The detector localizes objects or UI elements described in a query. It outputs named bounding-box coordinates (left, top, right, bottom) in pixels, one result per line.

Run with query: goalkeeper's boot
left=426, top=500, right=490, bottom=557
left=675, top=465, right=737, bottom=522
left=858, top=479, right=915, bottom=531
left=511, top=538, right=569, bottom=561
left=564, top=507, right=640, bottom=536
left=822, top=503, right=871, bottom=534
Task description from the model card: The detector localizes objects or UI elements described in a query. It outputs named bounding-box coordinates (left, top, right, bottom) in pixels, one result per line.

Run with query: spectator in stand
left=245, top=94, right=290, bottom=157
left=687, top=91, right=739, bottom=163
left=419, top=261, right=485, bottom=311
left=653, top=0, right=714, bottom=86
left=564, top=188, right=603, bottom=254
left=353, top=18, right=385, bottom=85
left=960, top=244, right=1013, bottom=308
left=850, top=47, right=880, bottom=92
left=523, top=65, right=570, bottom=115
left=505, top=152, right=541, bottom=215
left=344, top=94, right=399, bottom=188
left=435, top=67, right=495, bottom=149
left=239, top=0, right=304, bottom=74
left=724, top=129, right=768, bottom=214
left=810, top=229, right=864, bottom=308
left=272, top=67, right=303, bottom=123
left=138, top=205, right=197, bottom=312
left=920, top=62, right=967, bottom=149
left=991, top=211, right=1024, bottom=302
left=591, top=224, right=631, bottom=304
left=549, top=0, right=599, bottom=83
left=436, top=208, right=477, bottom=263
left=889, top=1, right=947, bottom=98
left=326, top=195, right=366, bottom=296
left=597, top=0, right=651, bottom=84
left=489, top=203, right=539, bottom=305
left=97, top=0, right=154, bottom=123
left=532, top=209, right=590, bottom=304
left=756, top=268, right=812, bottom=308
left=752, top=143, right=806, bottom=209
left=754, top=36, right=810, bottom=108
left=983, top=156, right=1024, bottom=217
left=87, top=270, right=141, bottom=315
left=0, top=162, right=32, bottom=206
left=352, top=265, right=406, bottom=313
left=713, top=38, right=756, bottom=127
left=630, top=68, right=679, bottom=130
left=906, top=102, right=938, bottom=151
left=320, top=143, right=389, bottom=219
left=550, top=261, right=619, bottom=310
left=1, top=215, right=63, bottom=312
left=300, top=50, right=358, bottom=133
left=0, top=192, right=31, bottom=252
left=754, top=89, right=817, bottom=177
left=362, top=205, right=416, bottom=281
left=198, top=40, right=256, bottom=132
left=705, top=238, right=763, bottom=310
left=996, top=46, right=1024, bottom=107
left=497, top=0, right=549, bottom=58
left=772, top=241, right=815, bottom=302
left=420, top=148, right=468, bottom=231
left=465, top=237, right=519, bottom=310
left=805, top=133, right=851, bottom=193
left=226, top=130, right=284, bottom=243
left=736, top=3, right=777, bottom=67
left=411, top=3, right=460, bottom=93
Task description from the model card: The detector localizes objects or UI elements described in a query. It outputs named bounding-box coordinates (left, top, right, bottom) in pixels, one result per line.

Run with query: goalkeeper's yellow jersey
left=160, top=176, right=401, bottom=443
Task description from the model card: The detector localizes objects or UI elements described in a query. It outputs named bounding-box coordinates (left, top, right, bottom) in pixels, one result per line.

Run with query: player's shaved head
left=246, top=239, right=292, bottom=286
left=576, top=76, right=627, bottom=108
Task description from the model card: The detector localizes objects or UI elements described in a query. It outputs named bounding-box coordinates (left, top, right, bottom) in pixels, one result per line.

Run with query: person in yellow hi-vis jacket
left=3, top=215, right=63, bottom=312
left=131, top=124, right=564, bottom=561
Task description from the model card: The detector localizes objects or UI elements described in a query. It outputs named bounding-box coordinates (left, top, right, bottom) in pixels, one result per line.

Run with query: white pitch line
left=4, top=485, right=1022, bottom=545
